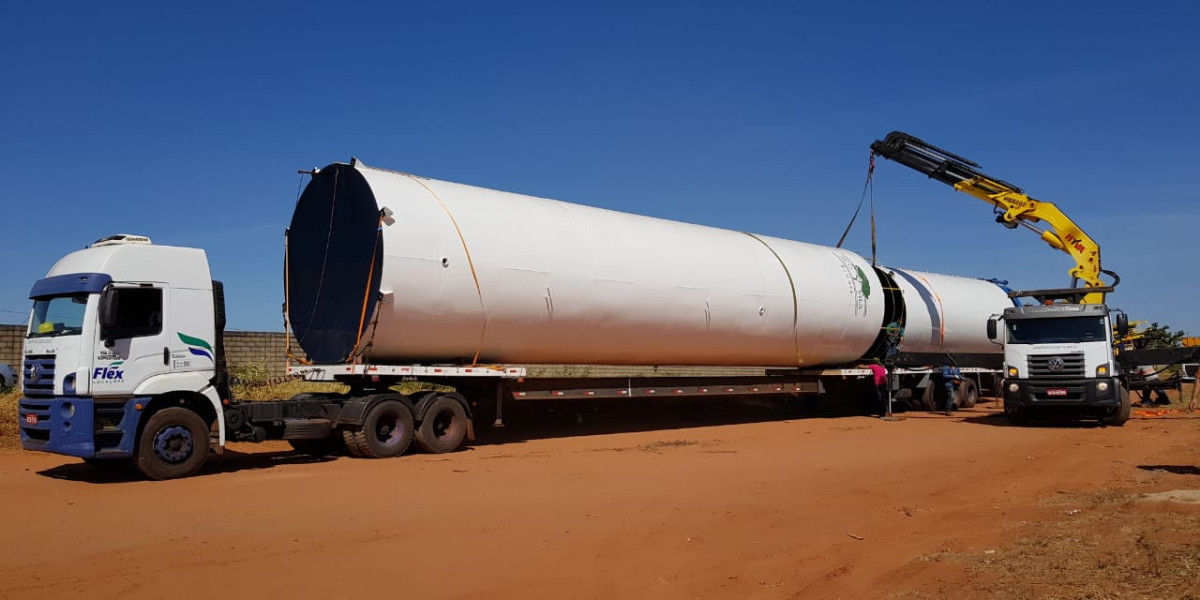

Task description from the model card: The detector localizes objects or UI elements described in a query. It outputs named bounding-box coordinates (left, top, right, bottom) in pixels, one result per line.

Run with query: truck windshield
left=1006, top=316, right=1108, bottom=344
left=28, top=294, right=89, bottom=338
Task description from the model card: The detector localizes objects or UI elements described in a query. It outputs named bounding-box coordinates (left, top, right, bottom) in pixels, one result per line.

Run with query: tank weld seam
left=914, top=273, right=947, bottom=347
left=403, top=174, right=488, bottom=365
left=742, top=233, right=802, bottom=365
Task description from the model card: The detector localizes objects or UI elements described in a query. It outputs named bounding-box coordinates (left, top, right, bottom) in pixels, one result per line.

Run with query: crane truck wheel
left=135, top=407, right=210, bottom=480
left=415, top=396, right=468, bottom=454
left=957, top=379, right=979, bottom=409
left=1100, top=386, right=1131, bottom=426
left=352, top=400, right=416, bottom=458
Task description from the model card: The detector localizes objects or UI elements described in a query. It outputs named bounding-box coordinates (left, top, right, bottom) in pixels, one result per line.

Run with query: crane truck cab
left=19, top=235, right=227, bottom=478
left=988, top=302, right=1131, bottom=425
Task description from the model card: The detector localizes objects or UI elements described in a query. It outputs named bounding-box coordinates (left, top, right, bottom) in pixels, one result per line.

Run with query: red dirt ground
left=1, top=398, right=1198, bottom=599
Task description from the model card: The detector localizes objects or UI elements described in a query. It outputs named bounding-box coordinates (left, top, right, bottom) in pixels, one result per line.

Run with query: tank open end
left=287, top=163, right=384, bottom=364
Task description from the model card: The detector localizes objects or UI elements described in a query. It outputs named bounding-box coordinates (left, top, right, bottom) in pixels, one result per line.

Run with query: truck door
left=93, top=284, right=170, bottom=395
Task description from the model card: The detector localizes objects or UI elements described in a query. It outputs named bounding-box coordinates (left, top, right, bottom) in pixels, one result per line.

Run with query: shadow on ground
left=37, top=450, right=337, bottom=483
left=1137, top=465, right=1200, bottom=476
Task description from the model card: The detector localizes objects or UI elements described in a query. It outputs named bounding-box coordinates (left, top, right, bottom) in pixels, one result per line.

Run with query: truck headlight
left=1007, top=367, right=1018, bottom=377
left=1096, top=365, right=1108, bottom=376
left=1008, top=382, right=1019, bottom=392
left=1097, top=381, right=1109, bottom=392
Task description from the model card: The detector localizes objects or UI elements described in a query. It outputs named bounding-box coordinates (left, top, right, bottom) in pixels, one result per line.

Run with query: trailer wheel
left=1100, top=386, right=1131, bottom=426
left=352, top=400, right=415, bottom=458
left=957, top=379, right=979, bottom=409
left=136, top=407, right=210, bottom=480
left=415, top=396, right=468, bottom=454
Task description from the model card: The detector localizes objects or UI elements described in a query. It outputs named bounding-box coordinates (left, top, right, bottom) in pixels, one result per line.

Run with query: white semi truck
left=19, top=160, right=1013, bottom=479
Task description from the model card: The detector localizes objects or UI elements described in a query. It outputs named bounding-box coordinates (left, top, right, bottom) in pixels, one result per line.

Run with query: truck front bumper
left=1002, top=378, right=1120, bottom=408
left=18, top=396, right=141, bottom=459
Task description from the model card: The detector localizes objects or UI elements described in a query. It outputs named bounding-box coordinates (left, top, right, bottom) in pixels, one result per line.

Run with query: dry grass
left=0, top=388, right=19, bottom=449
left=957, top=492, right=1200, bottom=600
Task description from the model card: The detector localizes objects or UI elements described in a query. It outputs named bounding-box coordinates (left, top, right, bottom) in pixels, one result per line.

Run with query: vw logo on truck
left=1047, top=357, right=1065, bottom=372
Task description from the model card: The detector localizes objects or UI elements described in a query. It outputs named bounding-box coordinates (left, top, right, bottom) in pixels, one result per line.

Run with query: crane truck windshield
left=28, top=294, right=88, bottom=338
left=1006, top=317, right=1107, bottom=345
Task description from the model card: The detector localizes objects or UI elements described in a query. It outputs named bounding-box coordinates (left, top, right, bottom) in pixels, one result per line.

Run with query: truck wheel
left=352, top=400, right=415, bottom=458
left=1003, top=400, right=1028, bottom=425
left=415, top=396, right=468, bottom=454
left=1100, top=386, right=1131, bottom=426
left=342, top=428, right=365, bottom=457
left=957, top=379, right=979, bottom=409
left=136, top=407, right=210, bottom=480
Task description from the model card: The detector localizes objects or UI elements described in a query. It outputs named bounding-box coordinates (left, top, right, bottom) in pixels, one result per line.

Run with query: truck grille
left=22, top=355, right=56, bottom=396
left=1027, top=353, right=1085, bottom=380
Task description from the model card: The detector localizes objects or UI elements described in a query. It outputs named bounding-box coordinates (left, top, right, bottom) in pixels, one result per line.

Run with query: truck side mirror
left=1115, top=312, right=1129, bottom=339
left=986, top=317, right=998, bottom=341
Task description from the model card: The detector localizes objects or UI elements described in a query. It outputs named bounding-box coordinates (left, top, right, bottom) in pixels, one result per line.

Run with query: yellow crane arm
left=870, top=131, right=1113, bottom=304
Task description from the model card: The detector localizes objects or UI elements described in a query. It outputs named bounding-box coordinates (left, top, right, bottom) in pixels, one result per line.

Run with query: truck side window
left=107, top=288, right=163, bottom=338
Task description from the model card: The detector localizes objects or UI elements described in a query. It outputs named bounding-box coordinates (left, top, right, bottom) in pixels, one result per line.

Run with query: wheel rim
left=431, top=409, right=457, bottom=440
left=153, top=424, right=194, bottom=464
left=375, top=410, right=405, bottom=447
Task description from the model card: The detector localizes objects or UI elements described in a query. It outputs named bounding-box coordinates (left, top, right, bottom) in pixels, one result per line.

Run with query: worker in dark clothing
left=941, top=363, right=962, bottom=415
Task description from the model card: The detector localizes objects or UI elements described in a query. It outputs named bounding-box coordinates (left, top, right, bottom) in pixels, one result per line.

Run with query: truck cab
left=988, top=303, right=1130, bottom=425
left=19, top=235, right=226, bottom=476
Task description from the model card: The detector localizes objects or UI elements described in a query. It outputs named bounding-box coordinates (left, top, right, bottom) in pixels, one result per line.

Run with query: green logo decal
left=854, top=266, right=872, bottom=298
left=178, top=333, right=213, bottom=361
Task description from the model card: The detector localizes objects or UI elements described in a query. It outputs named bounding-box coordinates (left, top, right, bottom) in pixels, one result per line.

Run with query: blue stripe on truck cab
left=19, top=396, right=143, bottom=459
left=28, top=272, right=113, bottom=299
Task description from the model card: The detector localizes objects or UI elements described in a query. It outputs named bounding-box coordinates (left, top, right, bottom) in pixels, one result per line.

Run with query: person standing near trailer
left=941, top=362, right=962, bottom=415
left=865, top=361, right=888, bottom=415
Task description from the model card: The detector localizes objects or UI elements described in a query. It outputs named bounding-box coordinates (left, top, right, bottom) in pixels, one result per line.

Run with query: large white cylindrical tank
left=890, top=268, right=1014, bottom=355
left=285, top=160, right=1011, bottom=366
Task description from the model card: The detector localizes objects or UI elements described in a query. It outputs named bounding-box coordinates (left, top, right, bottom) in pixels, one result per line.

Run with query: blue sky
left=2, top=1, right=1197, bottom=336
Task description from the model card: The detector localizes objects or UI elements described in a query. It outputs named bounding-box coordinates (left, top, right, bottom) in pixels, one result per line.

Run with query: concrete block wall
left=223, top=331, right=306, bottom=378
left=1, top=325, right=23, bottom=376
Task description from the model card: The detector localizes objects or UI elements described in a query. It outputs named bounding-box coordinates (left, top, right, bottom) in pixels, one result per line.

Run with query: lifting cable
left=835, top=152, right=879, bottom=266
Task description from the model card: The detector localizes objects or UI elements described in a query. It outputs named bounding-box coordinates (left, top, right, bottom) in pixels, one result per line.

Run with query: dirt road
left=1, top=399, right=1198, bottom=599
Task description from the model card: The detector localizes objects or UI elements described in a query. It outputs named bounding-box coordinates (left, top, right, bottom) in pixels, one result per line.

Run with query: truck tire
left=957, top=379, right=979, bottom=409
left=351, top=400, right=415, bottom=458
left=135, top=407, right=210, bottom=480
left=1100, top=386, right=1131, bottom=426
left=341, top=428, right=365, bottom=457
left=415, top=396, right=468, bottom=454
left=1003, top=400, right=1028, bottom=425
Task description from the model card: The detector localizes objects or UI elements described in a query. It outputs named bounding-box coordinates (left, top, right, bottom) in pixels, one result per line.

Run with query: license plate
left=1047, top=388, right=1068, bottom=397
left=24, top=413, right=38, bottom=425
